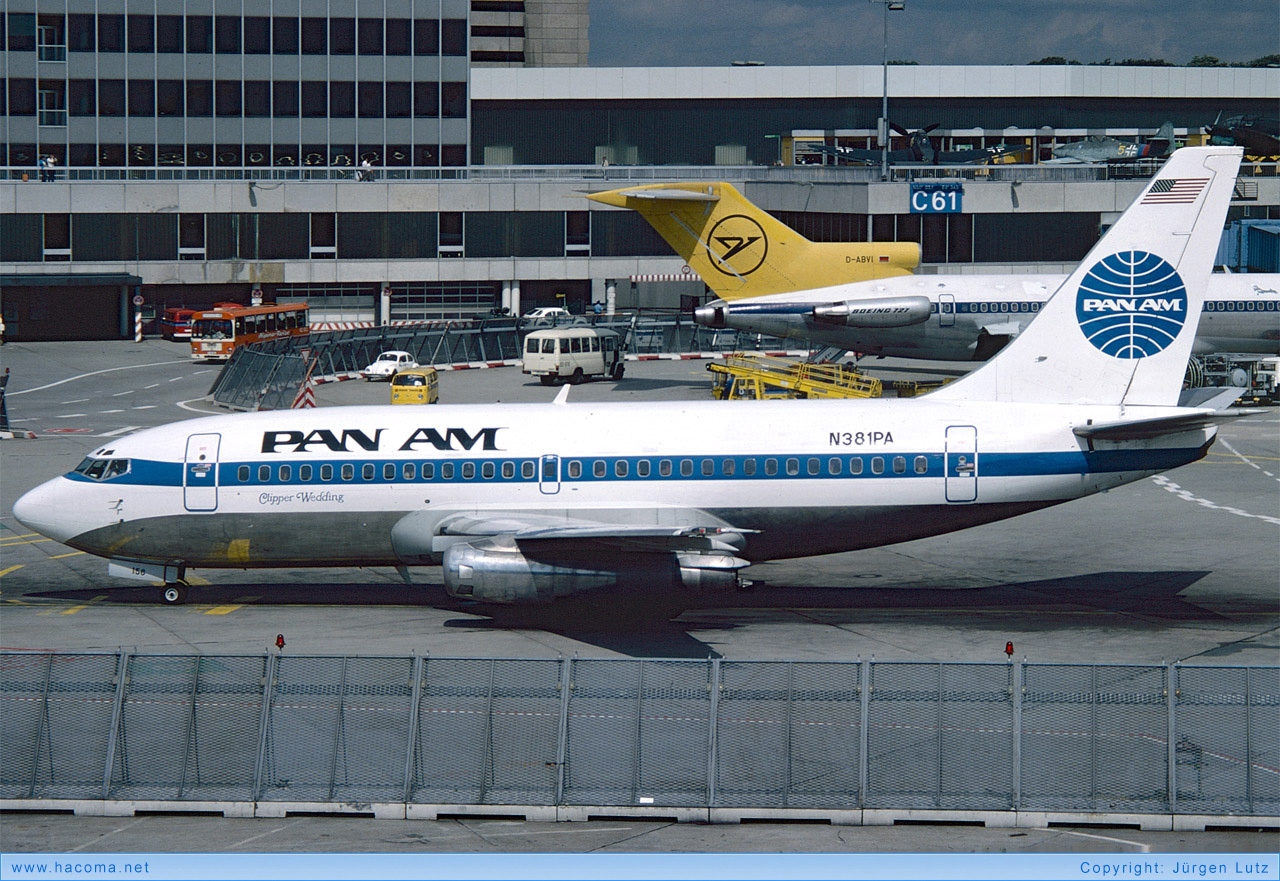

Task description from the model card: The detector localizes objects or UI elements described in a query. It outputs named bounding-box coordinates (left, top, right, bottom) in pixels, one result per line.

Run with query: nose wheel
left=160, top=567, right=190, bottom=604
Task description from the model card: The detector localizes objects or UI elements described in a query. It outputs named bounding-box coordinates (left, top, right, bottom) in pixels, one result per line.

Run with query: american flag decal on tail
left=1141, top=177, right=1208, bottom=204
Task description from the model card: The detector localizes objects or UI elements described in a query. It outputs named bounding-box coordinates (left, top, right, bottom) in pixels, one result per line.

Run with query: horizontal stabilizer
left=608, top=188, right=719, bottom=202
left=1073, top=408, right=1247, bottom=440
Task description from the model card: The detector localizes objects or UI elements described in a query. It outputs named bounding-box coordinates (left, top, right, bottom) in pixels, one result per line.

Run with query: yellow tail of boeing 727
left=586, top=182, right=919, bottom=301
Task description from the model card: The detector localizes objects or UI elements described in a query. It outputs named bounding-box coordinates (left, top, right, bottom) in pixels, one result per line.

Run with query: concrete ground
left=1, top=339, right=1277, bottom=856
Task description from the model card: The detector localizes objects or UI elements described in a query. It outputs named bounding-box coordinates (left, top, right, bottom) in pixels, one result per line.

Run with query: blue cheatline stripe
left=64, top=447, right=1204, bottom=490
left=721, top=299, right=1274, bottom=317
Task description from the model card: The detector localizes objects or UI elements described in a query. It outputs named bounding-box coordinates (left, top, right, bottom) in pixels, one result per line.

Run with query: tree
left=1188, top=55, right=1226, bottom=67
left=1245, top=54, right=1280, bottom=67
left=1030, top=56, right=1069, bottom=65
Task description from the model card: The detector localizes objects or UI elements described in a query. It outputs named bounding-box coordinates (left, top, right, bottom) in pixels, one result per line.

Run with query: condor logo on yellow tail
left=708, top=214, right=768, bottom=276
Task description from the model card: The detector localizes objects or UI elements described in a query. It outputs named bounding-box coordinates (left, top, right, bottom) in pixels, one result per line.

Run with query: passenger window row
left=958, top=302, right=1040, bottom=314
left=565, top=455, right=929, bottom=478
left=1204, top=301, right=1277, bottom=312
left=233, top=455, right=932, bottom=484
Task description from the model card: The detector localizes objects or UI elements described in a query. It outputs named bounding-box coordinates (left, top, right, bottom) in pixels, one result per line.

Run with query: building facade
left=2, top=4, right=1277, bottom=340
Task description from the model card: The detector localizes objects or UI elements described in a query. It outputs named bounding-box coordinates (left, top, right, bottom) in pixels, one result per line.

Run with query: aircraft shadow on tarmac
left=22, top=570, right=1225, bottom=659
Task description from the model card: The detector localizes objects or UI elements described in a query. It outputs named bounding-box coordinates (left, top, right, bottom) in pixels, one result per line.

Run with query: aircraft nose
left=12, top=478, right=80, bottom=544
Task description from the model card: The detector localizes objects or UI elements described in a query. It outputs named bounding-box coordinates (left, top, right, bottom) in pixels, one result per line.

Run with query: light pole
left=875, top=0, right=905, bottom=181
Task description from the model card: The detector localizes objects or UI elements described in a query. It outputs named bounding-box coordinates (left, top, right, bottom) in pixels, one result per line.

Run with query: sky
left=588, top=0, right=1280, bottom=68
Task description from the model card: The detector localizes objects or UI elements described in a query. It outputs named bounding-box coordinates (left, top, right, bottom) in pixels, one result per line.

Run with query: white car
left=360, top=350, right=418, bottom=381
left=522, top=306, right=572, bottom=323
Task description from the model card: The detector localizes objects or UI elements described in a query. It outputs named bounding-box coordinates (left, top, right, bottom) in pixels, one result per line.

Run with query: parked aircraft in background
left=694, top=272, right=1280, bottom=362
left=1205, top=114, right=1280, bottom=158
left=593, top=180, right=1278, bottom=362
left=585, top=183, right=919, bottom=300
left=13, top=148, right=1247, bottom=608
left=806, top=123, right=1026, bottom=165
left=1047, top=122, right=1176, bottom=164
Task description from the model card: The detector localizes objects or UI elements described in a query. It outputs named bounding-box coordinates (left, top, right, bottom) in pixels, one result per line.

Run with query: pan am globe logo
left=1076, top=250, right=1188, bottom=358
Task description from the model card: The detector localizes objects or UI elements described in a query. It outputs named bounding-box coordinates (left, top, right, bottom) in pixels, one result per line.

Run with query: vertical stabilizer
left=928, top=146, right=1241, bottom=407
left=586, top=182, right=918, bottom=300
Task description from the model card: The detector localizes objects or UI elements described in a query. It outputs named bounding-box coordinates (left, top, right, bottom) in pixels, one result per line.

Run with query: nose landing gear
left=161, top=566, right=190, bottom=604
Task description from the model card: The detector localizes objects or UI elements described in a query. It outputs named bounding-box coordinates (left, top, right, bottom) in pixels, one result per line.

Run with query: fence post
left=632, top=661, right=645, bottom=804
left=1013, top=659, right=1023, bottom=811
left=935, top=663, right=944, bottom=807
left=478, top=659, right=496, bottom=804
left=27, top=654, right=55, bottom=798
left=401, top=655, right=425, bottom=804
left=100, top=651, right=131, bottom=799
left=784, top=661, right=794, bottom=808
left=1089, top=665, right=1098, bottom=808
left=1245, top=666, right=1253, bottom=814
left=176, top=656, right=203, bottom=799
left=554, top=657, right=573, bottom=806
left=706, top=658, right=721, bottom=808
left=859, top=659, right=871, bottom=809
left=1167, top=663, right=1178, bottom=814
left=326, top=657, right=350, bottom=801
left=251, top=653, right=278, bottom=802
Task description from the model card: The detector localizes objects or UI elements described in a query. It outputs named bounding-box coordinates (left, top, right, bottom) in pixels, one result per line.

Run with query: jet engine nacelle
left=442, top=540, right=748, bottom=604
left=812, top=296, right=932, bottom=328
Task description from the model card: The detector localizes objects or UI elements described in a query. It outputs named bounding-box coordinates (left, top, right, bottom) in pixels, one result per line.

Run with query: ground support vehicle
left=708, top=353, right=882, bottom=400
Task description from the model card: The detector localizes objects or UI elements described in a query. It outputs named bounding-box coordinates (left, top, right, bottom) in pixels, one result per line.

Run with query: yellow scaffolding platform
left=708, top=353, right=883, bottom=400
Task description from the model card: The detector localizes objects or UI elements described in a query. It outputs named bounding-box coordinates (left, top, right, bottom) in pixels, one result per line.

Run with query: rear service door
left=944, top=425, right=977, bottom=503
left=184, top=433, right=221, bottom=511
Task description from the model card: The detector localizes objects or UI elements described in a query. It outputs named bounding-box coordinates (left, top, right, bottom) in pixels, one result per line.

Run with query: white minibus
left=522, top=327, right=625, bottom=385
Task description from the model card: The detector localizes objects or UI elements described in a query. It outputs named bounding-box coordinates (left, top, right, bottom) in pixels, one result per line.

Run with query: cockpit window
left=73, top=457, right=130, bottom=481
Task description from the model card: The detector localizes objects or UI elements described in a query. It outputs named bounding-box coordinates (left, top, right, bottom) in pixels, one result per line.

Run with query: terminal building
left=1, top=1, right=1277, bottom=340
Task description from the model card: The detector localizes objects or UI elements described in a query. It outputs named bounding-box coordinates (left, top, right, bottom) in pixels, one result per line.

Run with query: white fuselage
left=13, top=398, right=1213, bottom=572
left=699, top=274, right=1280, bottom=361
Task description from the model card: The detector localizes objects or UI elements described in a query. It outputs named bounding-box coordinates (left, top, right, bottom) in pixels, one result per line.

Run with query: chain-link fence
left=207, top=316, right=795, bottom=410
left=2, top=653, right=1275, bottom=817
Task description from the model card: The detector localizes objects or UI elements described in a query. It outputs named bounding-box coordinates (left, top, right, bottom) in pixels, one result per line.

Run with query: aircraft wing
left=437, top=512, right=756, bottom=553
left=936, top=144, right=1026, bottom=164
left=805, top=144, right=880, bottom=165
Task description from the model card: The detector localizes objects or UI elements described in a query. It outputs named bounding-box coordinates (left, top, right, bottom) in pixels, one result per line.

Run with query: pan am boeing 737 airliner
left=13, top=148, right=1245, bottom=606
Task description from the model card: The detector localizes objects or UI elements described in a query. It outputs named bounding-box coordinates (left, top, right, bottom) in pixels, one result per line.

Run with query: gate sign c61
left=910, top=182, right=963, bottom=214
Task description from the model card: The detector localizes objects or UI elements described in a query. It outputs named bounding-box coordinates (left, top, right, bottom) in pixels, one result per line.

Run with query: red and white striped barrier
left=310, top=319, right=484, bottom=332
left=291, top=382, right=316, bottom=409
left=630, top=351, right=806, bottom=362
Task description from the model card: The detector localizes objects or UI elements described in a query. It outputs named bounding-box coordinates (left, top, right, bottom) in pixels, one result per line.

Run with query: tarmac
left=1, top=338, right=1277, bottom=856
